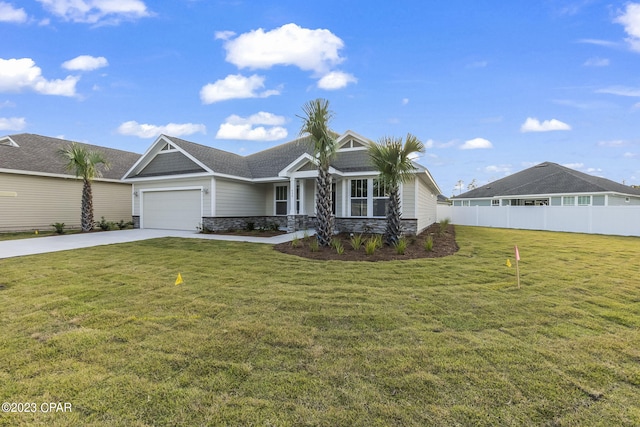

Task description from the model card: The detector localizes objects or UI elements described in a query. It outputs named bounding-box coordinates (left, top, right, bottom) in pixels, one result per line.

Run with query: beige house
left=123, top=131, right=442, bottom=234
left=0, top=134, right=140, bottom=232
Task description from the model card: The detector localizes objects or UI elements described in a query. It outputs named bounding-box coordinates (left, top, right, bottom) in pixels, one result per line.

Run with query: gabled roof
left=456, top=162, right=640, bottom=198
left=123, top=130, right=442, bottom=193
left=0, top=133, right=140, bottom=181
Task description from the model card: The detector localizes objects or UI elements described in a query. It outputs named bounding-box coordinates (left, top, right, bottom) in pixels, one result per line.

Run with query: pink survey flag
left=515, top=245, right=520, bottom=261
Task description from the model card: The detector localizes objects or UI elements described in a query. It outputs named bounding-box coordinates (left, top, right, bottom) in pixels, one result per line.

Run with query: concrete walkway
left=0, top=228, right=316, bottom=260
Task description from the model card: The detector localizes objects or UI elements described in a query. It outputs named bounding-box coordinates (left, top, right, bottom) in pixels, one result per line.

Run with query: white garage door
left=142, top=190, right=202, bottom=231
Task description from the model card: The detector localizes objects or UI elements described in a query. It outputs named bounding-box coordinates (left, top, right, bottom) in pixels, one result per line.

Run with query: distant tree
left=455, top=179, right=464, bottom=195
left=298, top=98, right=337, bottom=247
left=368, top=133, right=425, bottom=246
left=58, top=143, right=110, bottom=232
left=467, top=179, right=478, bottom=190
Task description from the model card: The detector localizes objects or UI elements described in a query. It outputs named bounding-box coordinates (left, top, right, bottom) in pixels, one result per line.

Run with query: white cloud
left=467, top=60, right=488, bottom=68
left=0, top=116, right=26, bottom=131
left=583, top=57, right=610, bottom=67
left=563, top=162, right=584, bottom=170
left=402, top=98, right=409, bottom=105
left=596, top=86, right=640, bottom=97
left=0, top=1, right=27, bottom=22
left=62, top=55, right=108, bottom=71
left=215, top=112, right=288, bottom=141
left=317, top=71, right=357, bottom=90
left=460, top=137, right=493, bottom=150
left=117, top=121, right=206, bottom=138
left=483, top=164, right=511, bottom=174
left=624, top=152, right=638, bottom=158
left=0, top=58, right=78, bottom=96
left=36, top=0, right=150, bottom=24
left=598, top=140, right=627, bottom=147
left=221, top=23, right=345, bottom=74
left=615, top=3, right=640, bottom=52
left=576, top=38, right=619, bottom=48
left=200, top=74, right=279, bottom=104
left=520, top=117, right=571, bottom=132
left=214, top=30, right=235, bottom=40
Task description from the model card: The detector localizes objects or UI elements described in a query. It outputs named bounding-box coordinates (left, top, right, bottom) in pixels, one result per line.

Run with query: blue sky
left=1, top=0, right=639, bottom=195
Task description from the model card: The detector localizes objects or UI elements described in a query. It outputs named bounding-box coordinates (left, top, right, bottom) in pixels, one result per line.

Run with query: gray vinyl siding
left=592, top=195, right=606, bottom=206
left=215, top=179, right=265, bottom=216
left=470, top=199, right=491, bottom=206
left=136, top=151, right=205, bottom=177
left=551, top=197, right=562, bottom=206
left=304, top=180, right=315, bottom=215
left=402, top=180, right=416, bottom=218
left=0, top=172, right=131, bottom=231
left=132, top=177, right=212, bottom=216
left=416, top=177, right=437, bottom=233
left=609, top=194, right=640, bottom=205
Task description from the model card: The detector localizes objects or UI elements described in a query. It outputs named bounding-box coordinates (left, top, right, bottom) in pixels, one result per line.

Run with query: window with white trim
left=563, top=196, right=575, bottom=206
left=372, top=179, right=390, bottom=217
left=492, top=199, right=500, bottom=206
left=577, top=195, right=590, bottom=206
left=350, top=179, right=368, bottom=216
left=275, top=185, right=288, bottom=215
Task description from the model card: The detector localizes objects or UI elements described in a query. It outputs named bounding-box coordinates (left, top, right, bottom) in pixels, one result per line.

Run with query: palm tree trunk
left=81, top=179, right=94, bottom=232
left=315, top=167, right=334, bottom=246
left=385, top=186, right=402, bottom=246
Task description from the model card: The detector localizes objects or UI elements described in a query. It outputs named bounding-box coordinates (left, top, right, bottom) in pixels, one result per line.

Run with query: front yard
left=0, top=226, right=639, bottom=426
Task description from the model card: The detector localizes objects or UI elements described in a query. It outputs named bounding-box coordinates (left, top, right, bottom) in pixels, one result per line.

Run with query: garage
left=141, top=189, right=202, bottom=231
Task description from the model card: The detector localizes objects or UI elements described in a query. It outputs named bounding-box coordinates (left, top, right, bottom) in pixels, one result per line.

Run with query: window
left=350, top=179, right=368, bottom=216
left=373, top=179, right=390, bottom=217
left=275, top=185, right=287, bottom=215
left=577, top=196, right=590, bottom=206
left=492, top=199, right=500, bottom=206
left=563, top=196, right=575, bottom=206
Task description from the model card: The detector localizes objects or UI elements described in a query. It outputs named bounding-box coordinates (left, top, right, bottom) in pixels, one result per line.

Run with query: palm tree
left=298, top=98, right=337, bottom=246
left=368, top=133, right=425, bottom=246
left=58, top=143, right=110, bottom=232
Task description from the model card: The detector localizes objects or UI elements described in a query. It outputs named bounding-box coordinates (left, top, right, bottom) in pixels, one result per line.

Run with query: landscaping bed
left=275, top=223, right=458, bottom=261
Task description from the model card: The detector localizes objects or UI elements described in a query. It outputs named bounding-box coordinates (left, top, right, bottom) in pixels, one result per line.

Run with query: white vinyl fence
left=437, top=205, right=640, bottom=237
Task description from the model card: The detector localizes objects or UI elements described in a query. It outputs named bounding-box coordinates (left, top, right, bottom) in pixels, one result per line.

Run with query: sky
left=1, top=0, right=640, bottom=196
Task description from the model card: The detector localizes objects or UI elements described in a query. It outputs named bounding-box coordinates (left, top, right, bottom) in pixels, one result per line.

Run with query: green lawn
left=1, top=226, right=639, bottom=426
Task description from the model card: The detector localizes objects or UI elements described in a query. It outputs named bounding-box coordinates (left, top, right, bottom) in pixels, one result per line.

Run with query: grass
left=1, top=226, right=639, bottom=426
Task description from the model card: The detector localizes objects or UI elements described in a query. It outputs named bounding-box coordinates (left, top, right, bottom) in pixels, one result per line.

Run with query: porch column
left=289, top=177, right=296, bottom=215
left=299, top=179, right=305, bottom=215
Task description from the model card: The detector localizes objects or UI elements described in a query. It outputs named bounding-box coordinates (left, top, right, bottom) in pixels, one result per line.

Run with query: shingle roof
left=1, top=133, right=140, bottom=181
left=456, top=162, right=640, bottom=198
left=164, top=134, right=379, bottom=179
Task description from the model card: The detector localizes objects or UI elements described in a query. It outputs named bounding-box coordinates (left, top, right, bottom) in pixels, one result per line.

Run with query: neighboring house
left=0, top=134, right=140, bottom=232
left=452, top=162, right=640, bottom=206
left=123, top=130, right=442, bottom=234
left=444, top=161, right=640, bottom=236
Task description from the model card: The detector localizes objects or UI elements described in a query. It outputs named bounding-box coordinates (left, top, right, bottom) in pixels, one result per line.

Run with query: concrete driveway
left=0, top=228, right=314, bottom=260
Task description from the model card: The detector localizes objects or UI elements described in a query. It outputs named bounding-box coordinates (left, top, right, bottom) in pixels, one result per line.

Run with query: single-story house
left=453, top=162, right=640, bottom=206
left=123, top=130, right=442, bottom=234
left=0, top=133, right=140, bottom=232
left=446, top=161, right=640, bottom=236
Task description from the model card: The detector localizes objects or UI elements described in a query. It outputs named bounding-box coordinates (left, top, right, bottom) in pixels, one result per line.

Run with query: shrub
left=365, top=238, right=378, bottom=255
left=425, top=235, right=434, bottom=252
left=349, top=233, right=364, bottom=251
left=98, top=216, right=111, bottom=231
left=302, top=230, right=310, bottom=242
left=245, top=221, right=255, bottom=231
left=291, top=236, right=300, bottom=248
left=371, top=234, right=383, bottom=249
left=331, top=239, right=345, bottom=255
left=51, top=222, right=66, bottom=234
left=268, top=222, right=280, bottom=231
left=438, top=218, right=450, bottom=236
left=309, top=238, right=320, bottom=252
left=117, top=220, right=133, bottom=230
left=394, top=237, right=408, bottom=255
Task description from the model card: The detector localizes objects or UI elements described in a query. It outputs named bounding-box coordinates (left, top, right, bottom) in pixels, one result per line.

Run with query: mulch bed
left=204, top=229, right=287, bottom=237
left=274, top=223, right=459, bottom=261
